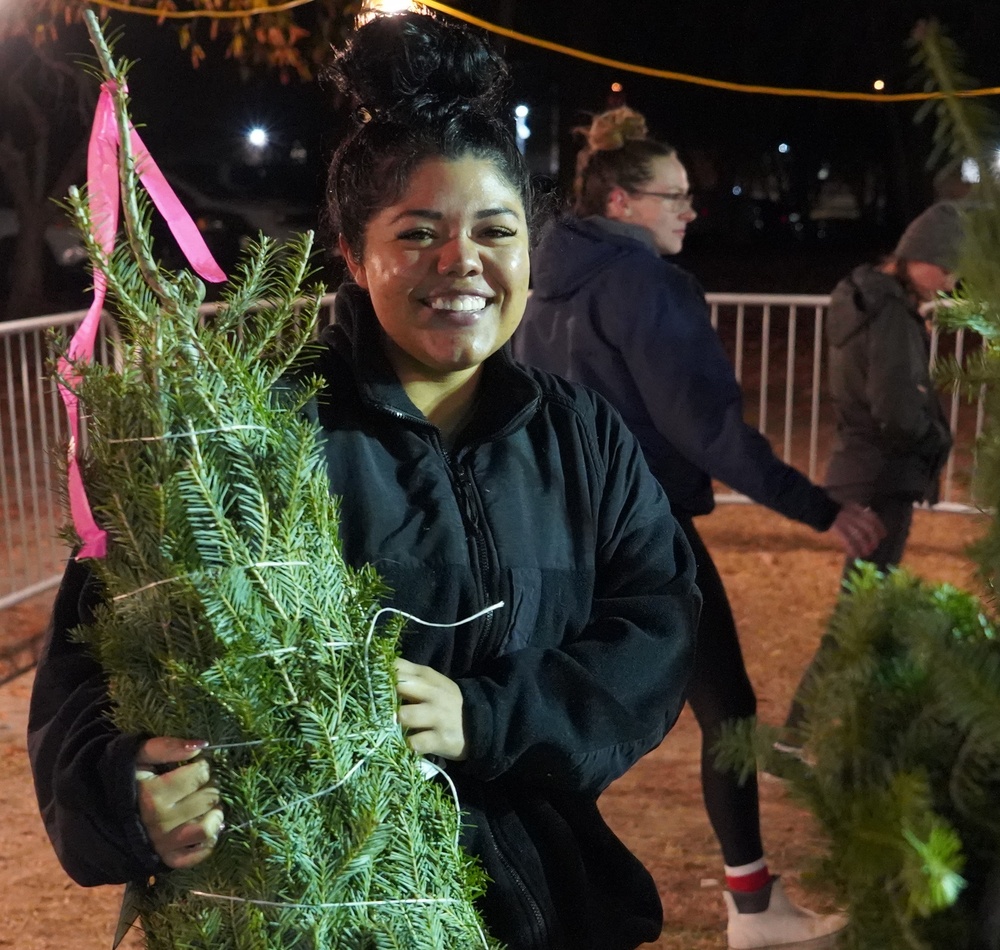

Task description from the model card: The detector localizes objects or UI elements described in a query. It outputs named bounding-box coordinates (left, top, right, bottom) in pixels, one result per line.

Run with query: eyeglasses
left=629, top=190, right=695, bottom=210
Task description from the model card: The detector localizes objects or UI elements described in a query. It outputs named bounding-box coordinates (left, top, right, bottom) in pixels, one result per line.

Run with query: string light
left=81, top=0, right=1000, bottom=103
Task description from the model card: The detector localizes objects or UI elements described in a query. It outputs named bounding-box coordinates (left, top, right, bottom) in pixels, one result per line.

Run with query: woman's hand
left=830, top=502, right=885, bottom=559
left=135, top=737, right=225, bottom=869
left=394, top=658, right=468, bottom=761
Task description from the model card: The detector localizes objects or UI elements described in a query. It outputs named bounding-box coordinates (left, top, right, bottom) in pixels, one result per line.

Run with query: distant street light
left=873, top=79, right=886, bottom=92
left=514, top=104, right=530, bottom=155
left=247, top=127, right=269, bottom=149
left=357, top=0, right=425, bottom=23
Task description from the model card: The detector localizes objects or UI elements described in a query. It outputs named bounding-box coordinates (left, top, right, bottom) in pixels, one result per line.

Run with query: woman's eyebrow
left=389, top=206, right=520, bottom=224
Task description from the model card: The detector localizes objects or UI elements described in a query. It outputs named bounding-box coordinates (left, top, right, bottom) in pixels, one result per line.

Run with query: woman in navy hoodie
left=514, top=106, right=883, bottom=950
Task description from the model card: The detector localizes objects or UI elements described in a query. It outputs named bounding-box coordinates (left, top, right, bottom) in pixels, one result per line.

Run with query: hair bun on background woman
left=578, top=106, right=649, bottom=152
left=328, top=11, right=509, bottom=126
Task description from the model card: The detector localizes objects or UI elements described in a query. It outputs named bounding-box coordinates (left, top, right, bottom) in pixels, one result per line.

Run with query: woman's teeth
left=426, top=295, right=488, bottom=312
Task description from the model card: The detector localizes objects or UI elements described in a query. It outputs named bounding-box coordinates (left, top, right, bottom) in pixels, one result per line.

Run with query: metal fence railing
left=0, top=293, right=986, bottom=615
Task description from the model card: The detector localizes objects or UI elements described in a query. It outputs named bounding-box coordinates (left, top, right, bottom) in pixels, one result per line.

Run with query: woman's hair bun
left=328, top=12, right=509, bottom=125
left=576, top=107, right=649, bottom=152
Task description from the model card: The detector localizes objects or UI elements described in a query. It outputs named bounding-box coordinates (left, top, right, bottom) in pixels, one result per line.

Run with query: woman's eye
left=482, top=226, right=517, bottom=240
left=398, top=228, right=436, bottom=242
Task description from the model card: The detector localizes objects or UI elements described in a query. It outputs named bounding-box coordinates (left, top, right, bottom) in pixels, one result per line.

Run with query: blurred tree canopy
left=0, top=0, right=357, bottom=319
left=0, top=1, right=356, bottom=80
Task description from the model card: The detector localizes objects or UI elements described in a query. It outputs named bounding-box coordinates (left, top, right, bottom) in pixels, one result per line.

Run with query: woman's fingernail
left=184, top=740, right=209, bottom=751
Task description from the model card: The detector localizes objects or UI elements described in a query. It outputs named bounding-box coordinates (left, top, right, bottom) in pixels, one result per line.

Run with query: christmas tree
left=717, top=20, right=1000, bottom=950
left=58, top=13, right=499, bottom=949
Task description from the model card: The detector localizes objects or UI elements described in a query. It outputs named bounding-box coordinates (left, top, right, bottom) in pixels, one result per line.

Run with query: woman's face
left=607, top=153, right=697, bottom=255
left=908, top=261, right=957, bottom=301
left=342, top=155, right=530, bottom=384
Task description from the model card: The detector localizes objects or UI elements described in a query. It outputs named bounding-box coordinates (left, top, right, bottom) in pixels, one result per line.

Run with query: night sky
left=27, top=1, right=1000, bottom=292
left=86, top=3, right=1000, bottom=176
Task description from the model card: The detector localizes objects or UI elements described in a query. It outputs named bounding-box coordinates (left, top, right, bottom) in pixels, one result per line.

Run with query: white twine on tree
left=186, top=890, right=490, bottom=947
left=111, top=561, right=310, bottom=601
left=189, top=892, right=472, bottom=911
left=188, top=602, right=505, bottom=948
left=363, top=601, right=505, bottom=720
left=107, top=424, right=268, bottom=443
left=226, top=729, right=393, bottom=833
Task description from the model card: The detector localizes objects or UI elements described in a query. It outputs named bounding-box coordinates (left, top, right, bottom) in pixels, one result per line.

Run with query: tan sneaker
left=724, top=877, right=847, bottom=949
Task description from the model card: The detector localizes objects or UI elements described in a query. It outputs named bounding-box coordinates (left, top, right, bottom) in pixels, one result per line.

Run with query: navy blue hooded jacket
left=514, top=215, right=840, bottom=529
left=28, top=282, right=699, bottom=950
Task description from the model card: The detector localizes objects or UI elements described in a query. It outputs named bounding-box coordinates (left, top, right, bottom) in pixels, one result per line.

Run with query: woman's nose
left=438, top=234, right=483, bottom=276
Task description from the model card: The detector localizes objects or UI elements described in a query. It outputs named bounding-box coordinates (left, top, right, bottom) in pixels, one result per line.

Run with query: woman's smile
left=342, top=154, right=530, bottom=384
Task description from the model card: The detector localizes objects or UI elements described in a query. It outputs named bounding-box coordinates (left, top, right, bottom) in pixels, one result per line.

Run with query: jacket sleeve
left=456, top=399, right=699, bottom=796
left=607, top=263, right=838, bottom=530
left=27, top=557, right=162, bottom=886
left=866, top=301, right=951, bottom=457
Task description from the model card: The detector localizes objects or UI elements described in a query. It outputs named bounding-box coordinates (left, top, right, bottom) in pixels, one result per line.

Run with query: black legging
left=676, top=515, right=764, bottom=868
left=785, top=492, right=916, bottom=734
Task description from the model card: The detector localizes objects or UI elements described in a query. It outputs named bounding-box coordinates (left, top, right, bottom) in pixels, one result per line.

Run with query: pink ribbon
left=59, top=81, right=226, bottom=559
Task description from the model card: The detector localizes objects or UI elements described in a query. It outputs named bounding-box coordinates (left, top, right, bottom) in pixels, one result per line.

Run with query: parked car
left=165, top=163, right=319, bottom=248
left=0, top=207, right=90, bottom=309
left=148, top=187, right=254, bottom=292
left=685, top=192, right=806, bottom=248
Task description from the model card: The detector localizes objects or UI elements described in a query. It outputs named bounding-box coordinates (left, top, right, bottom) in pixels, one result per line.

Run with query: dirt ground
left=0, top=503, right=986, bottom=950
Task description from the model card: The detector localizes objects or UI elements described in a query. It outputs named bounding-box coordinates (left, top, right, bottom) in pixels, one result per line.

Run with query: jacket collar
left=322, top=282, right=541, bottom=445
left=584, top=214, right=659, bottom=253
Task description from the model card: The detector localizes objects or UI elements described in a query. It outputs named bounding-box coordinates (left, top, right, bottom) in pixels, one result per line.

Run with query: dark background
left=7, top=0, right=1000, bottom=305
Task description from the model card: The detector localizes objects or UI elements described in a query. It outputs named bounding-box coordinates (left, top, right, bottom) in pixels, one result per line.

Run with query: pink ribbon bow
left=59, top=81, right=226, bottom=559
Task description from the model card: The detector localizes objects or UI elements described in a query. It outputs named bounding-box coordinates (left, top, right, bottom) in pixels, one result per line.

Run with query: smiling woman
left=338, top=156, right=530, bottom=436
left=307, top=24, right=699, bottom=946
left=29, top=11, right=699, bottom=950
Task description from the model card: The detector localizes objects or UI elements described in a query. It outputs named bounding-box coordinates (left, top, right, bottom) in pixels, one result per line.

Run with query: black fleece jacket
left=28, top=283, right=699, bottom=950
left=514, top=215, right=840, bottom=530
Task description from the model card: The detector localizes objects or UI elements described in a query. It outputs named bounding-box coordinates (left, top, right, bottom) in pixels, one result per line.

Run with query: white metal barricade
left=0, top=293, right=984, bottom=614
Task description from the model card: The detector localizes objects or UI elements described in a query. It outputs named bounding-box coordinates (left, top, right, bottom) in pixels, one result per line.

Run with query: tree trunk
left=2, top=211, right=51, bottom=321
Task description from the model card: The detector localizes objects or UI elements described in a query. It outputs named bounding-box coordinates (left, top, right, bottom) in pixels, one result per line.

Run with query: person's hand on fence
left=829, top=502, right=885, bottom=559
left=135, top=737, right=225, bottom=869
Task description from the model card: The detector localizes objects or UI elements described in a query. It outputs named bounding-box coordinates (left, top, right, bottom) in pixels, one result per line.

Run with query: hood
left=826, top=264, right=906, bottom=348
left=530, top=215, right=657, bottom=300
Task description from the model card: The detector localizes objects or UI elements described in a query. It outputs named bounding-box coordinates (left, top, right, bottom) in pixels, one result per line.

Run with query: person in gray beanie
left=893, top=200, right=965, bottom=272
left=782, top=200, right=964, bottom=738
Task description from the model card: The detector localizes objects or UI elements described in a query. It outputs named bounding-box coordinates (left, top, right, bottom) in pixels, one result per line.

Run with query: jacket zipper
left=373, top=403, right=549, bottom=945
left=484, top=817, right=550, bottom=947
left=445, top=449, right=495, bottom=661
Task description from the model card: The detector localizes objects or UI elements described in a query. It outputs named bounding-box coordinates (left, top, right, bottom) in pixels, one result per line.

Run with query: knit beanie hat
left=893, top=201, right=965, bottom=270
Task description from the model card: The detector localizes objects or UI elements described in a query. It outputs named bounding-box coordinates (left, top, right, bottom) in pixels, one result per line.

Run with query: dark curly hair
left=324, top=12, right=533, bottom=262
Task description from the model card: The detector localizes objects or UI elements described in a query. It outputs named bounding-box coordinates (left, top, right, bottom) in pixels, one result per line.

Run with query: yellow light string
left=87, top=0, right=313, bottom=19
left=420, top=0, right=1000, bottom=103
left=83, top=0, right=1000, bottom=102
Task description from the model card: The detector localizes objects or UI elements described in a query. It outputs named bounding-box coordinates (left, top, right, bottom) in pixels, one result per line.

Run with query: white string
left=107, top=424, right=267, bottom=443
left=191, top=602, right=502, bottom=948
left=244, top=637, right=351, bottom=662
left=364, top=601, right=505, bottom=652
left=189, top=892, right=466, bottom=910
left=111, top=562, right=309, bottom=602
left=112, top=575, right=182, bottom=601
left=202, top=731, right=380, bottom=753
left=363, top=601, right=505, bottom=720
left=186, top=889, right=491, bottom=945
left=227, top=730, right=392, bottom=833
left=417, top=757, right=463, bottom=852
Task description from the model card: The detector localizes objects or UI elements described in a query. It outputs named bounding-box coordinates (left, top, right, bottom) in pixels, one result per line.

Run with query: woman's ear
left=605, top=186, right=632, bottom=221
left=338, top=235, right=368, bottom=289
